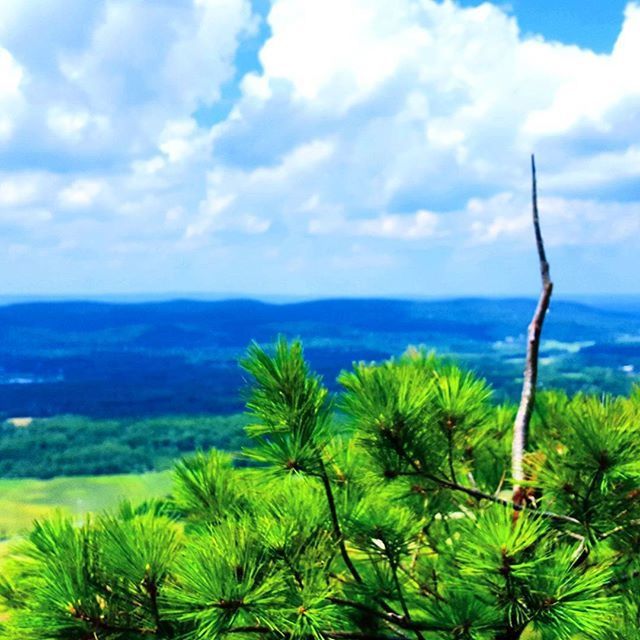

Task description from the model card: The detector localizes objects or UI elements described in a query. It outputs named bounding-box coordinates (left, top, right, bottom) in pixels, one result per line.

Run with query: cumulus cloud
left=0, top=173, right=51, bottom=207
left=208, top=0, right=640, bottom=261
left=0, top=0, right=639, bottom=295
left=46, top=107, right=110, bottom=144
left=467, top=192, right=640, bottom=246
left=58, top=179, right=104, bottom=208
left=524, top=4, right=640, bottom=137
left=0, top=0, right=254, bottom=163
left=0, top=47, right=24, bottom=142
left=356, top=210, right=440, bottom=239
left=309, top=210, right=440, bottom=240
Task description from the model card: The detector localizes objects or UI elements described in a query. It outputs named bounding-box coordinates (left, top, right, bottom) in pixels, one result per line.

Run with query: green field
left=0, top=471, right=172, bottom=541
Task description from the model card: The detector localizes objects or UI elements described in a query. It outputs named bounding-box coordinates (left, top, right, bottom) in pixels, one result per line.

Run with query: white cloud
left=158, top=119, right=208, bottom=164
left=1, top=0, right=254, bottom=160
left=183, top=138, right=335, bottom=239
left=58, top=179, right=104, bottom=208
left=212, top=0, right=640, bottom=254
left=310, top=209, right=440, bottom=240
left=163, top=0, right=257, bottom=108
left=240, top=214, right=271, bottom=234
left=47, top=107, right=110, bottom=143
left=247, top=139, right=335, bottom=184
left=0, top=47, right=24, bottom=141
left=467, top=192, right=640, bottom=246
left=542, top=145, right=640, bottom=192
left=257, top=0, right=429, bottom=108
left=358, top=210, right=439, bottom=240
left=524, top=3, right=640, bottom=137
left=0, top=173, right=49, bottom=207
left=1, top=0, right=640, bottom=295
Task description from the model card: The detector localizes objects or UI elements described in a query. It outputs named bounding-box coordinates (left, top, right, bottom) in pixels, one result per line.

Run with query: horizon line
left=2, top=292, right=640, bottom=305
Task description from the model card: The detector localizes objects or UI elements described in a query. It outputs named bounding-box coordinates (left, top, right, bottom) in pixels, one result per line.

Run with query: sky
left=0, top=0, right=639, bottom=299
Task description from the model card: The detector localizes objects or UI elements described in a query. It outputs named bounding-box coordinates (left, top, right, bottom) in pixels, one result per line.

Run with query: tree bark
left=512, top=155, right=553, bottom=505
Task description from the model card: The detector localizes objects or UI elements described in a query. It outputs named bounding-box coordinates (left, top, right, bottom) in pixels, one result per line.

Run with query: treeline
left=0, top=414, right=248, bottom=478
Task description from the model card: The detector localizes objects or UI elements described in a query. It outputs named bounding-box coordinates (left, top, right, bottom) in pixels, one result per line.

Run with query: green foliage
left=165, top=519, right=286, bottom=637
left=172, top=450, right=249, bottom=524
left=2, top=340, right=639, bottom=639
left=536, top=392, right=640, bottom=536
left=241, top=338, right=332, bottom=475
left=349, top=489, right=422, bottom=568
left=0, top=414, right=249, bottom=478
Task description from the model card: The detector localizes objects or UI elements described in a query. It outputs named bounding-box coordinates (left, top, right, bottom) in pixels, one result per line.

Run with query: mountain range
left=0, top=297, right=638, bottom=418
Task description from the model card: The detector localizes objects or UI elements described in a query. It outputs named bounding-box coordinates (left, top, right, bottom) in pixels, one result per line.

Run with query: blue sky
left=0, top=0, right=639, bottom=298
left=460, top=0, right=629, bottom=52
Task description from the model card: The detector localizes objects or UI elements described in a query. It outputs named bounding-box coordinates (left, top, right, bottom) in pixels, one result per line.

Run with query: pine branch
left=512, top=154, right=553, bottom=504
left=398, top=563, right=446, bottom=602
left=430, top=471, right=579, bottom=525
left=390, top=439, right=580, bottom=525
left=144, top=578, right=163, bottom=634
left=391, top=567, right=426, bottom=640
left=446, top=428, right=457, bottom=484
left=607, top=569, right=640, bottom=588
left=327, top=598, right=451, bottom=633
left=227, top=628, right=407, bottom=640
left=319, top=458, right=363, bottom=583
left=328, top=597, right=408, bottom=625
left=581, top=467, right=604, bottom=525
left=69, top=607, right=157, bottom=635
left=598, top=519, right=640, bottom=540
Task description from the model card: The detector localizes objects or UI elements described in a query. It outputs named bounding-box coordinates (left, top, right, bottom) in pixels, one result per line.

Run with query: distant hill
left=0, top=297, right=638, bottom=418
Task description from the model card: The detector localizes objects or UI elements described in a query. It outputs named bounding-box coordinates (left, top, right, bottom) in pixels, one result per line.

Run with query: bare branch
left=512, top=154, right=553, bottom=504
left=531, top=155, right=551, bottom=287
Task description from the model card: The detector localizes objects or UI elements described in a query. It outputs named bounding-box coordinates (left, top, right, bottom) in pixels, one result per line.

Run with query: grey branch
left=512, top=155, right=553, bottom=504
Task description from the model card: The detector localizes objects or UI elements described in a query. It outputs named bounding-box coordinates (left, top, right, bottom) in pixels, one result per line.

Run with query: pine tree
left=1, top=339, right=639, bottom=639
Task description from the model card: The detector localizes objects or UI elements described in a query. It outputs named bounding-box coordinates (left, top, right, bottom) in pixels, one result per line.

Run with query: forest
left=1, top=297, right=639, bottom=419
left=0, top=414, right=248, bottom=478
left=1, top=295, right=639, bottom=478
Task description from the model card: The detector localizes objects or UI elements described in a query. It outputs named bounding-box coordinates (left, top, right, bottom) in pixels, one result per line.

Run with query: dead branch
left=512, top=155, right=553, bottom=505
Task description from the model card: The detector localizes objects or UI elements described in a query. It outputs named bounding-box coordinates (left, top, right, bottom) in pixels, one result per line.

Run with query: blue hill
left=0, top=297, right=638, bottom=418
